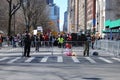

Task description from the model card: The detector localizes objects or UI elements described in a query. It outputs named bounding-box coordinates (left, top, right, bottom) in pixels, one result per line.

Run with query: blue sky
left=54, top=0, right=67, bottom=31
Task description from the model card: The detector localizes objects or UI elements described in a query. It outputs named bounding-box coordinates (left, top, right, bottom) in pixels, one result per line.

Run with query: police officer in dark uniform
left=83, top=33, right=91, bottom=56
left=23, top=31, right=31, bottom=57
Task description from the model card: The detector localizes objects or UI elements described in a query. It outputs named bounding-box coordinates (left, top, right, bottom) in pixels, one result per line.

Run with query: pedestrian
left=57, top=35, right=64, bottom=48
left=91, top=34, right=95, bottom=49
left=23, top=31, right=31, bottom=57
left=35, top=34, right=40, bottom=52
left=0, top=34, right=3, bottom=49
left=83, top=33, right=90, bottom=56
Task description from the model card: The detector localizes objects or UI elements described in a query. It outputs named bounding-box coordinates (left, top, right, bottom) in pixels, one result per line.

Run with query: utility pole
left=93, top=0, right=96, bottom=34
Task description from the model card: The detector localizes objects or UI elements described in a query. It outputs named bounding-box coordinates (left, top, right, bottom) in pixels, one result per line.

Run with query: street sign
left=37, top=26, right=43, bottom=32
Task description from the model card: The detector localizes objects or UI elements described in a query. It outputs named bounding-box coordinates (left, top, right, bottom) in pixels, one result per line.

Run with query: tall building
left=68, top=0, right=77, bottom=33
left=78, top=0, right=86, bottom=33
left=97, top=0, right=120, bottom=39
left=47, top=3, right=60, bottom=32
left=67, top=0, right=120, bottom=39
left=63, top=11, right=68, bottom=32
left=86, top=0, right=96, bottom=34
left=68, top=0, right=96, bottom=34
left=46, top=0, right=53, bottom=5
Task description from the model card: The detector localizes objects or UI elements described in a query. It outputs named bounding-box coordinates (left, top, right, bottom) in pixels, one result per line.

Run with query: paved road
left=0, top=63, right=120, bottom=80
left=0, top=46, right=120, bottom=80
left=0, top=46, right=120, bottom=65
left=0, top=55, right=120, bottom=65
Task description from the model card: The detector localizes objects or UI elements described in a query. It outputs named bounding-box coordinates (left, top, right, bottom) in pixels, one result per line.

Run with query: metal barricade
left=36, top=41, right=85, bottom=56
left=0, top=41, right=87, bottom=56
left=94, top=40, right=120, bottom=57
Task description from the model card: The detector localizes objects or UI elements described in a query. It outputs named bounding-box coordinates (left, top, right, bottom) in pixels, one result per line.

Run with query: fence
left=94, top=40, right=120, bottom=57
left=0, top=41, right=88, bottom=56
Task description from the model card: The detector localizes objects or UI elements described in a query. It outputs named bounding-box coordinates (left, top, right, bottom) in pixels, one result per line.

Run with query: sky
left=54, top=0, right=67, bottom=31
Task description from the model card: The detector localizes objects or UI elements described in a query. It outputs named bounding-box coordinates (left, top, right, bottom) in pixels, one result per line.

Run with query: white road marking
left=112, top=57, right=120, bottom=62
left=7, top=57, right=21, bottom=63
left=85, top=57, right=96, bottom=63
left=57, top=56, right=63, bottom=62
left=40, top=56, right=49, bottom=62
left=0, top=57, right=9, bottom=61
left=99, top=57, right=113, bottom=63
left=25, top=57, right=35, bottom=63
left=71, top=56, right=80, bottom=63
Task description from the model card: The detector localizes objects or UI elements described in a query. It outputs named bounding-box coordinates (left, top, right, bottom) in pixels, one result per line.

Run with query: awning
left=102, top=30, right=119, bottom=33
left=110, top=19, right=120, bottom=28
left=105, top=20, right=110, bottom=28
left=105, top=19, right=120, bottom=28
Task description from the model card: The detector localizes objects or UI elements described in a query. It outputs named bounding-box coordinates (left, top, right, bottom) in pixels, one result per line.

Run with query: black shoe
left=22, top=55, right=26, bottom=57
left=27, top=56, right=31, bottom=57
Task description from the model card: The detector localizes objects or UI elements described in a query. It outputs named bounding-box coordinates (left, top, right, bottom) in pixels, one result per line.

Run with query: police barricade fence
left=94, top=40, right=120, bottom=57
left=32, top=41, right=86, bottom=56
left=0, top=41, right=92, bottom=56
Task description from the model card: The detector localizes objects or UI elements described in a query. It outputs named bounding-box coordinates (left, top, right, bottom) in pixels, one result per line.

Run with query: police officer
left=83, top=33, right=91, bottom=56
left=23, top=31, right=31, bottom=57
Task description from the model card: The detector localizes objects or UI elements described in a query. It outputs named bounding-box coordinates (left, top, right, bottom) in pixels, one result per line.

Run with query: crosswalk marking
left=40, top=56, right=49, bottom=62
left=0, top=57, right=9, bottom=61
left=112, top=57, right=120, bottom=62
left=0, top=56, right=120, bottom=64
left=7, top=57, right=21, bottom=63
left=85, top=57, right=96, bottom=63
left=71, top=56, right=80, bottom=63
left=99, top=57, right=113, bottom=63
left=57, top=56, right=63, bottom=62
left=25, top=57, right=35, bottom=63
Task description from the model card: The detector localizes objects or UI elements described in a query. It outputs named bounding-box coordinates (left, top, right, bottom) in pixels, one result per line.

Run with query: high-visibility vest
left=57, top=37, right=64, bottom=43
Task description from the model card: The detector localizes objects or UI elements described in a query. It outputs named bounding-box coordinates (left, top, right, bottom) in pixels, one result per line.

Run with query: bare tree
left=6, top=0, right=22, bottom=36
left=21, top=0, right=50, bottom=32
left=0, top=0, right=8, bottom=34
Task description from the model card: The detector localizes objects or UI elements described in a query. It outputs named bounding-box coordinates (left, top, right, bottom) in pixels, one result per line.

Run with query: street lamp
left=118, top=27, right=120, bottom=40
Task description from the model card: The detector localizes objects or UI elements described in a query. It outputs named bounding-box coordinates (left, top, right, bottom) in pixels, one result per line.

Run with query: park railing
left=94, top=40, right=120, bottom=57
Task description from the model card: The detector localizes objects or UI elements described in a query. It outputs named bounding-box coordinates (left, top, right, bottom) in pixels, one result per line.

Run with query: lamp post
left=110, top=29, right=112, bottom=40
left=118, top=27, right=120, bottom=40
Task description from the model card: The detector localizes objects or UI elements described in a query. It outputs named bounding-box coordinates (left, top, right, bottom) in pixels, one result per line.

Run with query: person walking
left=91, top=34, right=95, bottom=49
left=23, top=31, right=31, bottom=57
left=35, top=34, right=40, bottom=52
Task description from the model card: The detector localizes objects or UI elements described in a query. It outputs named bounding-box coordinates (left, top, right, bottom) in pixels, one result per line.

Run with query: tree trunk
left=8, top=15, right=12, bottom=36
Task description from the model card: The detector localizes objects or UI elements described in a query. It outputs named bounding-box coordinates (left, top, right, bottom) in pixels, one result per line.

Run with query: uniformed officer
left=83, top=34, right=91, bottom=56
left=23, top=31, right=31, bottom=57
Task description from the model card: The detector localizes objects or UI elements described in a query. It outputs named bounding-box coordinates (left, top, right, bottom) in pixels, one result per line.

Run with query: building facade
left=68, top=0, right=96, bottom=34
left=103, top=0, right=120, bottom=39
left=47, top=3, right=60, bottom=32
left=67, top=0, right=120, bottom=40
left=63, top=11, right=68, bottom=32
left=46, top=0, right=53, bottom=5
left=96, top=0, right=120, bottom=39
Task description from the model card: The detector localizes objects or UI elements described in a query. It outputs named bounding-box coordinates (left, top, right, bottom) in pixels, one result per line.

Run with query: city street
left=0, top=62, right=120, bottom=80
left=0, top=46, right=120, bottom=80
left=0, top=0, right=120, bottom=80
